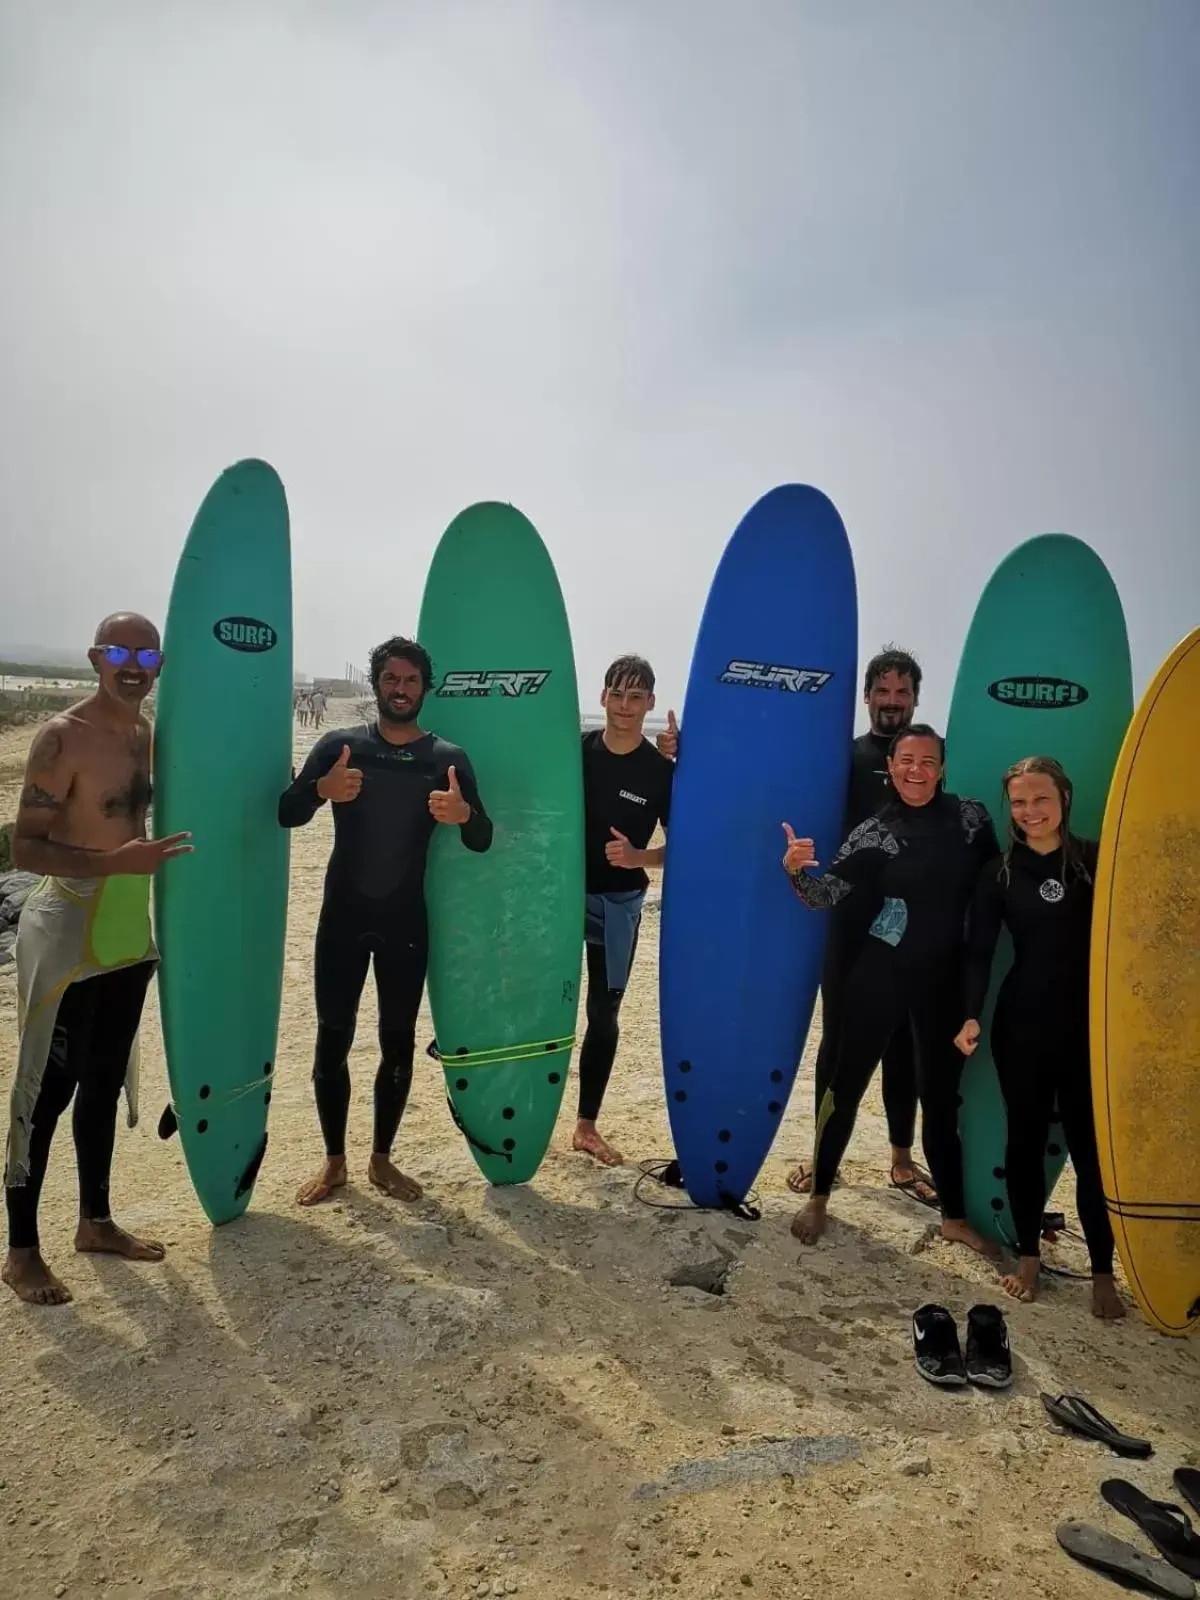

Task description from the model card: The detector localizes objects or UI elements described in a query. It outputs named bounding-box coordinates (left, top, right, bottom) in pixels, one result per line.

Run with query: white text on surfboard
left=719, top=661, right=833, bottom=694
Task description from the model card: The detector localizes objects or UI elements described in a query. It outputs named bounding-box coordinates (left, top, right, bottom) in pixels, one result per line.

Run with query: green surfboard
left=418, top=503, right=584, bottom=1185
left=154, top=460, right=293, bottom=1224
left=945, top=534, right=1131, bottom=1244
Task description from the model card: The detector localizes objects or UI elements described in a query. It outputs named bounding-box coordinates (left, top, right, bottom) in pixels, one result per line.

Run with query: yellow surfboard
left=1091, top=628, right=1200, bottom=1336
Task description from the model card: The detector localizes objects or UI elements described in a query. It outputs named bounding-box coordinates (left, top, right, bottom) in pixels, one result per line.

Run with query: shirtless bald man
left=2, top=613, right=192, bottom=1305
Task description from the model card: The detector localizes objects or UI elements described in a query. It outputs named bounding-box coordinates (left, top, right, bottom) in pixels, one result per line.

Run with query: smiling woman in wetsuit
left=781, top=725, right=999, bottom=1254
left=955, top=756, right=1124, bottom=1319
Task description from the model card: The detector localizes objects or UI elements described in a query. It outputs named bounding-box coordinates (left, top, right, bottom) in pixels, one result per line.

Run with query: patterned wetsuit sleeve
left=787, top=816, right=897, bottom=910
left=451, top=751, right=494, bottom=854
left=962, top=860, right=1004, bottom=1020
left=277, top=732, right=340, bottom=828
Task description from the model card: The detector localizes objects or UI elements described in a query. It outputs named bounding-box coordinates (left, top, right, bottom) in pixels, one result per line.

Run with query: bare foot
left=572, top=1120, right=624, bottom=1167
left=75, top=1218, right=165, bottom=1262
left=785, top=1163, right=813, bottom=1196
left=2, top=1248, right=73, bottom=1305
left=940, top=1218, right=1001, bottom=1261
left=367, top=1155, right=423, bottom=1202
left=790, top=1197, right=829, bottom=1245
left=1001, top=1256, right=1040, bottom=1303
left=1091, top=1274, right=1127, bottom=1320
left=296, top=1157, right=348, bottom=1207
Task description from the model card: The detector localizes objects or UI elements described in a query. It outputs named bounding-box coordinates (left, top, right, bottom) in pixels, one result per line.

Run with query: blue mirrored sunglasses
left=98, top=645, right=163, bottom=670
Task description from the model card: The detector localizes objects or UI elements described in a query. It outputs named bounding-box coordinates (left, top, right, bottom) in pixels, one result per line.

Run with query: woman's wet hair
left=604, top=654, right=655, bottom=693
left=888, top=723, right=945, bottom=764
left=1000, top=754, right=1091, bottom=886
left=369, top=636, right=433, bottom=692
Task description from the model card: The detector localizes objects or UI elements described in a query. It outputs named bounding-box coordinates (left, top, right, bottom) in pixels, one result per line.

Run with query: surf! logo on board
left=436, top=669, right=550, bottom=697
left=986, top=675, right=1089, bottom=708
left=718, top=660, right=833, bottom=693
left=212, top=616, right=278, bottom=653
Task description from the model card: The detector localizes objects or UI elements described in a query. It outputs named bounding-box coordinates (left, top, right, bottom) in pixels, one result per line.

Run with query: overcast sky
left=2, top=0, right=1196, bottom=724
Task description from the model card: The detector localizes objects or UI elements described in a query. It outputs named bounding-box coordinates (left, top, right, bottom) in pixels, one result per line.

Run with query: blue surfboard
left=660, top=485, right=858, bottom=1209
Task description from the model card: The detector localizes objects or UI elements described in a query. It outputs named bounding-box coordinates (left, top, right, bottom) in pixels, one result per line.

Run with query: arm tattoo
left=20, top=783, right=61, bottom=811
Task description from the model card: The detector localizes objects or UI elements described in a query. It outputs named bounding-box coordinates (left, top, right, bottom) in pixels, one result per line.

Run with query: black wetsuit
left=5, top=960, right=155, bottom=1251
left=579, top=731, right=673, bottom=1123
left=963, top=838, right=1114, bottom=1273
left=790, top=791, right=999, bottom=1214
left=813, top=730, right=918, bottom=1154
left=279, top=723, right=492, bottom=1158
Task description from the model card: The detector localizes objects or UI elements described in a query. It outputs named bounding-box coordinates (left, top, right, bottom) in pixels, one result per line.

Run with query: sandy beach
left=2, top=701, right=1197, bottom=1600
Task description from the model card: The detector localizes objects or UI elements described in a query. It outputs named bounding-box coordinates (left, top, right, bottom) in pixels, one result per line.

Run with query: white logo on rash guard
left=1039, top=878, right=1065, bottom=903
left=619, top=790, right=648, bottom=805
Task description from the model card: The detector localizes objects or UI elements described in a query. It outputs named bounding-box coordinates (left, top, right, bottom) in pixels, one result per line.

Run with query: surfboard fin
left=236, top=1134, right=269, bottom=1199
left=158, top=1105, right=178, bottom=1140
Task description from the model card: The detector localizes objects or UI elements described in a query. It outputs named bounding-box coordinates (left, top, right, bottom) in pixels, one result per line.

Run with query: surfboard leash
left=425, top=1035, right=576, bottom=1069
left=633, top=1159, right=762, bottom=1222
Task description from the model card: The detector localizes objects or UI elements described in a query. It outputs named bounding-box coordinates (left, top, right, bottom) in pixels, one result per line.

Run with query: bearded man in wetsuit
left=280, top=636, right=493, bottom=1206
left=3, top=613, right=193, bottom=1306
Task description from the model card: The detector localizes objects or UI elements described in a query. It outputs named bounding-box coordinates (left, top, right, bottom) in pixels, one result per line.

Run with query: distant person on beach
left=782, top=725, right=999, bottom=1257
left=574, top=655, right=674, bottom=1167
left=658, top=647, right=933, bottom=1205
left=279, top=636, right=492, bottom=1206
left=3, top=613, right=193, bottom=1306
left=956, top=756, right=1124, bottom=1319
left=309, top=689, right=327, bottom=731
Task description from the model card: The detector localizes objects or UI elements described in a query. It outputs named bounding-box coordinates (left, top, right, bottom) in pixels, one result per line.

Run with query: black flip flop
left=1040, top=1392, right=1154, bottom=1458
left=1056, top=1523, right=1196, bottom=1599
left=1176, top=1471, right=1200, bottom=1519
left=890, top=1164, right=940, bottom=1211
left=1102, top=1480, right=1200, bottom=1579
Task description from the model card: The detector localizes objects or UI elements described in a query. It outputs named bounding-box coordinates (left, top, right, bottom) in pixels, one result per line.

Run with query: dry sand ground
left=1, top=702, right=1197, bottom=1600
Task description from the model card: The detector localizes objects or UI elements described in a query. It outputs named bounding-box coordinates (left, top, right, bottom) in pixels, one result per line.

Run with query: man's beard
left=377, top=688, right=424, bottom=725
left=872, top=706, right=910, bottom=734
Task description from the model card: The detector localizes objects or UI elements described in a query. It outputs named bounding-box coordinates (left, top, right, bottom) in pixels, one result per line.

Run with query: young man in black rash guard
left=278, top=637, right=493, bottom=1206
left=782, top=725, right=999, bottom=1257
left=573, top=655, right=674, bottom=1167
left=956, top=756, right=1124, bottom=1319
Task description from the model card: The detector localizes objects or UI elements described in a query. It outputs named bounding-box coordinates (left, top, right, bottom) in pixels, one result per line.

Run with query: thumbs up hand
left=317, top=744, right=364, bottom=803
left=605, top=826, right=643, bottom=869
left=429, top=763, right=471, bottom=825
left=954, top=1019, right=982, bottom=1057
left=781, top=822, right=818, bottom=874
left=656, top=709, right=680, bottom=761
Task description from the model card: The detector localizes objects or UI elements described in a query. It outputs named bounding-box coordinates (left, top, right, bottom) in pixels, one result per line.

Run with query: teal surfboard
left=945, top=534, right=1131, bottom=1245
left=418, top=503, right=584, bottom=1185
left=154, top=460, right=293, bottom=1224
